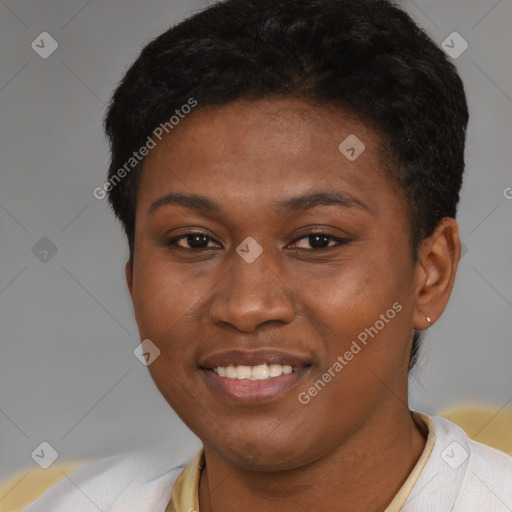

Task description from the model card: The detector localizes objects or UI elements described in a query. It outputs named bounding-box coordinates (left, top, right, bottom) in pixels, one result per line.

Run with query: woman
left=23, top=0, right=512, bottom=510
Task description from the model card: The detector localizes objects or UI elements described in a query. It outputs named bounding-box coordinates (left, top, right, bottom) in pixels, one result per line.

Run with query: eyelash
left=166, top=231, right=349, bottom=251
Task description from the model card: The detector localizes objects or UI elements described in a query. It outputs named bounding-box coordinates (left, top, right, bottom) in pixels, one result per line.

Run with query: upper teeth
left=214, top=363, right=294, bottom=380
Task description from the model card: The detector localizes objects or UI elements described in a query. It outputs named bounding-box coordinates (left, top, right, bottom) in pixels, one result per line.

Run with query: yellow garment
left=165, top=412, right=436, bottom=512
left=165, top=448, right=204, bottom=512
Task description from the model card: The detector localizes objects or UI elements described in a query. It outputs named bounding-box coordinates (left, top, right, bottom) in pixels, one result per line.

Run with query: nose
left=208, top=249, right=296, bottom=332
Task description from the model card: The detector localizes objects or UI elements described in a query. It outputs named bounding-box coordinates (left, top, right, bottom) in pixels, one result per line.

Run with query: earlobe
left=125, top=260, right=133, bottom=297
left=413, top=218, right=461, bottom=330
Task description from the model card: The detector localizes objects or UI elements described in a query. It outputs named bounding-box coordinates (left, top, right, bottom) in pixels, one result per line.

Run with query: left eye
left=288, top=232, right=348, bottom=250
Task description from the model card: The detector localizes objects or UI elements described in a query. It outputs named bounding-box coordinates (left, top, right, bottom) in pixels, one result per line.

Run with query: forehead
left=137, top=99, right=400, bottom=217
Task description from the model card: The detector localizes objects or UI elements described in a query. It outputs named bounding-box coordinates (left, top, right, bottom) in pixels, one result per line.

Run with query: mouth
left=199, top=350, right=313, bottom=403
left=212, top=363, right=297, bottom=380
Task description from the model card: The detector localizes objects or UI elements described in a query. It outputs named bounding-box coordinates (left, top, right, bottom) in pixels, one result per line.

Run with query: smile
left=199, top=349, right=313, bottom=403
left=213, top=363, right=296, bottom=380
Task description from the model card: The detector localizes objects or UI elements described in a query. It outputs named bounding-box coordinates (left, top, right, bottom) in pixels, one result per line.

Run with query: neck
left=198, top=406, right=427, bottom=512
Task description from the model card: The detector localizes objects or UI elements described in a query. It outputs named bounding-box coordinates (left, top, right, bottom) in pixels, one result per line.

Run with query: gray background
left=1, top=0, right=511, bottom=484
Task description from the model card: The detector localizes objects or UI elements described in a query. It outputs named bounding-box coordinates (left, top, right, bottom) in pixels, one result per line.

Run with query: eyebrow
left=278, top=191, right=370, bottom=214
left=148, top=191, right=370, bottom=216
left=149, top=193, right=223, bottom=216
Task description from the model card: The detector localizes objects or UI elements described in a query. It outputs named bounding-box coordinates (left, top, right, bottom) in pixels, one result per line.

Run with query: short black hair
left=103, top=0, right=468, bottom=370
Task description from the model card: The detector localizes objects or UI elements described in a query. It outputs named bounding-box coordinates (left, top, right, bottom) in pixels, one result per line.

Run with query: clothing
left=22, top=413, right=512, bottom=512
left=165, top=412, right=436, bottom=511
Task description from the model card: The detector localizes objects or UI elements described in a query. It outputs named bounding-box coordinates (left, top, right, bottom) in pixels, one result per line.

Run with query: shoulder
left=441, top=416, right=512, bottom=512
left=21, top=448, right=194, bottom=512
left=432, top=414, right=512, bottom=474
left=405, top=414, right=512, bottom=512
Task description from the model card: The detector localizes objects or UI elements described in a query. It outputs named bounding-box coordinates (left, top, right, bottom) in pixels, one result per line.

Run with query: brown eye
left=168, top=232, right=220, bottom=250
left=289, top=232, right=349, bottom=250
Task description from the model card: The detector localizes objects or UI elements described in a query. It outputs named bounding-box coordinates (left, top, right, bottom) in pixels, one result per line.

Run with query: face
left=127, top=99, right=423, bottom=471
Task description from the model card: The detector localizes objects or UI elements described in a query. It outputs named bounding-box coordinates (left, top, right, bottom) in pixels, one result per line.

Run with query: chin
left=207, top=431, right=318, bottom=472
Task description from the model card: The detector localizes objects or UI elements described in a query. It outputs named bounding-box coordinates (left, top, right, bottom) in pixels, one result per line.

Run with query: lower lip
left=201, top=367, right=311, bottom=404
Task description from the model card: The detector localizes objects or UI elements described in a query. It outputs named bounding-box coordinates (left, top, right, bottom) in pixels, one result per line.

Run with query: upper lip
left=199, top=349, right=313, bottom=369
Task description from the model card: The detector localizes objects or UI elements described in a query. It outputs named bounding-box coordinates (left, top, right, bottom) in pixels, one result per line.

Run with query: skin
left=126, top=98, right=461, bottom=512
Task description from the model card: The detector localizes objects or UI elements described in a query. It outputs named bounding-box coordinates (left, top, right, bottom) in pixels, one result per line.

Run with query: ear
left=412, top=217, right=461, bottom=330
left=125, top=260, right=134, bottom=298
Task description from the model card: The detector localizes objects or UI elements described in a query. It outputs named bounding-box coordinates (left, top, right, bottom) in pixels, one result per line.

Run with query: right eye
left=166, top=232, right=222, bottom=250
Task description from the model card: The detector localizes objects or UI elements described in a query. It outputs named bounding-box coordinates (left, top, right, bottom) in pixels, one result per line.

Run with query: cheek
left=130, top=253, right=199, bottom=352
left=296, top=277, right=411, bottom=433
left=130, top=256, right=204, bottom=410
left=132, top=238, right=198, bottom=308
left=301, top=252, right=396, bottom=324
left=296, top=249, right=413, bottom=372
